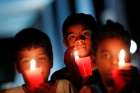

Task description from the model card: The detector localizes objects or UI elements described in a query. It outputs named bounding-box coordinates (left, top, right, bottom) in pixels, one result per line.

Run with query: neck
left=102, top=77, right=118, bottom=92
left=102, top=77, right=126, bottom=93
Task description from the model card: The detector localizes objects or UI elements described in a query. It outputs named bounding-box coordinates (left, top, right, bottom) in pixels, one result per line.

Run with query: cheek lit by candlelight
left=118, top=49, right=126, bottom=68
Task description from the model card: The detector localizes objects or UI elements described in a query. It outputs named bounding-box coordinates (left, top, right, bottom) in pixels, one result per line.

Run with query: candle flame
left=74, top=51, right=79, bottom=60
left=118, top=49, right=125, bottom=67
left=30, top=59, right=36, bottom=71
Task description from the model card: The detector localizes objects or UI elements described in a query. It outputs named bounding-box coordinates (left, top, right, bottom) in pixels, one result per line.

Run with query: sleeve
left=56, top=79, right=77, bottom=93
left=0, top=87, right=25, bottom=93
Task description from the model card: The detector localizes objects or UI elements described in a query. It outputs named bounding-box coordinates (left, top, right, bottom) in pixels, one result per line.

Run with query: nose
left=112, top=58, right=118, bottom=68
left=75, top=40, right=84, bottom=45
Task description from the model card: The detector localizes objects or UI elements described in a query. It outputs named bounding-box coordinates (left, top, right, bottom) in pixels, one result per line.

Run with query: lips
left=76, top=45, right=86, bottom=49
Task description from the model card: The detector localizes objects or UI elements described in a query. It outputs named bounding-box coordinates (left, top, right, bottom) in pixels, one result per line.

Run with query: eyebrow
left=67, top=32, right=74, bottom=35
left=99, top=49, right=110, bottom=53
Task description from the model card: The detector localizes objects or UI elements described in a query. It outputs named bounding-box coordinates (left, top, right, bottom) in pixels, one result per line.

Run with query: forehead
left=98, top=38, right=129, bottom=53
left=19, top=47, right=47, bottom=58
left=67, top=24, right=89, bottom=33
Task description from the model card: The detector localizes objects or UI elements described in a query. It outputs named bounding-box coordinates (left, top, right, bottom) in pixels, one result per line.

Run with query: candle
left=74, top=51, right=92, bottom=79
left=118, top=49, right=126, bottom=69
left=25, top=59, right=43, bottom=89
left=112, top=49, right=128, bottom=89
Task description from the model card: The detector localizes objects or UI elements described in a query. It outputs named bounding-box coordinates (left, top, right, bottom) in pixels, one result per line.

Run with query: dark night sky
left=94, top=0, right=140, bottom=49
left=125, top=0, right=140, bottom=43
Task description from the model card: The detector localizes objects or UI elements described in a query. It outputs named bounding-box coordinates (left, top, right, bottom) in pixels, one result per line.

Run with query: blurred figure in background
left=0, top=38, right=15, bottom=86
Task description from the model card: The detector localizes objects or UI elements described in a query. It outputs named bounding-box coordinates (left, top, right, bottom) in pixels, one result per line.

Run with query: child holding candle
left=51, top=13, right=99, bottom=92
left=87, top=20, right=140, bottom=93
left=1, top=28, right=76, bottom=93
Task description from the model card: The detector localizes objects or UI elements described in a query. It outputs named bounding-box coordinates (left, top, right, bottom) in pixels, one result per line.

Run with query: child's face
left=65, top=24, right=92, bottom=57
left=95, top=38, right=130, bottom=82
left=18, top=47, right=51, bottom=82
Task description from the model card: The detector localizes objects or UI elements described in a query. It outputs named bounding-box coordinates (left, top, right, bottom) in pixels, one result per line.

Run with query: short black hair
left=62, top=13, right=99, bottom=39
left=92, top=20, right=131, bottom=54
left=14, top=28, right=53, bottom=66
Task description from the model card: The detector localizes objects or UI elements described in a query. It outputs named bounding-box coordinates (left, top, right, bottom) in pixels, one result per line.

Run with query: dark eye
left=38, top=56, right=48, bottom=62
left=101, top=52, right=112, bottom=60
left=20, top=58, right=29, bottom=64
left=82, top=31, right=90, bottom=38
left=67, top=34, right=77, bottom=41
left=37, top=55, right=50, bottom=65
left=19, top=58, right=31, bottom=69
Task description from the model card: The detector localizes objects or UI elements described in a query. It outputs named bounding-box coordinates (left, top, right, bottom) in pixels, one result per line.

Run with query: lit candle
left=25, top=59, right=43, bottom=89
left=74, top=51, right=80, bottom=60
left=118, top=49, right=126, bottom=69
left=74, top=51, right=92, bottom=79
left=112, top=49, right=129, bottom=89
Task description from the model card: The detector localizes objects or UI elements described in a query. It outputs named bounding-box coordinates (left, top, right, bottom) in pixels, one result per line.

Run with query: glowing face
left=18, top=47, right=51, bottom=82
left=95, top=38, right=130, bottom=83
left=65, top=24, right=92, bottom=57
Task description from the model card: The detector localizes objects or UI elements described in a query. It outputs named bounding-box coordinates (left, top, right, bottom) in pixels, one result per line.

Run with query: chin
left=79, top=50, right=90, bottom=57
left=79, top=52, right=89, bottom=57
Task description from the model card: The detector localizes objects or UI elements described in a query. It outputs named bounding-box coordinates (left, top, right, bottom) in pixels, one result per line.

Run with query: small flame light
left=30, top=59, right=36, bottom=71
left=118, top=49, right=125, bottom=69
left=74, top=51, right=80, bottom=60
